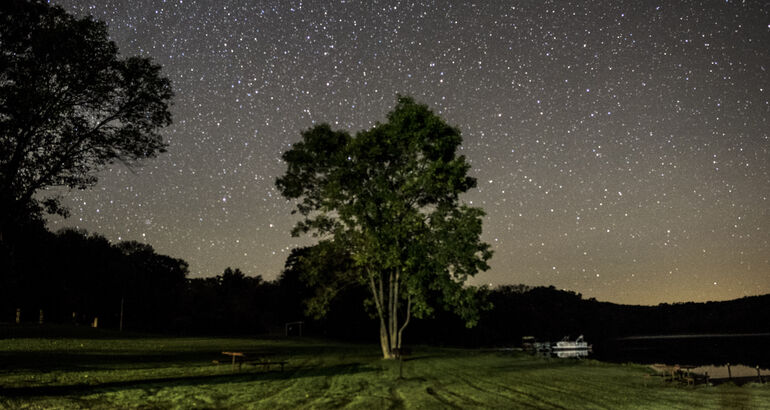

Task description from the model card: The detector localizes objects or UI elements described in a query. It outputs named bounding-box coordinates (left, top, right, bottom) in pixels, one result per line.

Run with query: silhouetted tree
left=0, top=0, right=173, bottom=242
left=117, top=241, right=188, bottom=330
left=0, top=216, right=51, bottom=318
left=48, top=229, right=126, bottom=325
left=282, top=243, right=360, bottom=319
left=278, top=244, right=375, bottom=340
left=276, top=96, right=492, bottom=358
left=1, top=226, right=193, bottom=329
left=180, top=267, right=275, bottom=335
left=183, top=276, right=222, bottom=333
left=219, top=267, right=267, bottom=333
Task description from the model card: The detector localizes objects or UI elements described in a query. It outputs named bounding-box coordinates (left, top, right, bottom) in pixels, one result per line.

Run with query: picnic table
left=221, top=351, right=245, bottom=370
left=217, top=351, right=287, bottom=372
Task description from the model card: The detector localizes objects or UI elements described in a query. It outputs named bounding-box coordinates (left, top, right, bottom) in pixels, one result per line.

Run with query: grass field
left=1, top=325, right=769, bottom=409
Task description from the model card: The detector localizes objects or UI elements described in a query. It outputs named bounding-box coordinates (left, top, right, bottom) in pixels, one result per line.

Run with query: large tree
left=0, top=0, right=173, bottom=238
left=277, top=97, right=492, bottom=358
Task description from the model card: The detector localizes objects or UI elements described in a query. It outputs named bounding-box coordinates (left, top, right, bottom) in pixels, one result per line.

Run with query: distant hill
left=406, top=285, right=770, bottom=347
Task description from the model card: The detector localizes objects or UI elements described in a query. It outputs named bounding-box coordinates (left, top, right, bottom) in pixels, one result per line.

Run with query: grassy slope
left=0, top=328, right=768, bottom=409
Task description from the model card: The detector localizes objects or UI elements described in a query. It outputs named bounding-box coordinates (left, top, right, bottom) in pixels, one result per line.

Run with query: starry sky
left=46, top=0, right=768, bottom=306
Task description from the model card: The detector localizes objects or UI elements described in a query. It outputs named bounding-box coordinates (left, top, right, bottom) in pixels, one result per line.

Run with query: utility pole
left=119, top=296, right=124, bottom=332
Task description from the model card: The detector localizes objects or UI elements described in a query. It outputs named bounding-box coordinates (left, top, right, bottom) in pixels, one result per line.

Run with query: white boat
left=555, top=349, right=590, bottom=359
left=552, top=335, right=590, bottom=351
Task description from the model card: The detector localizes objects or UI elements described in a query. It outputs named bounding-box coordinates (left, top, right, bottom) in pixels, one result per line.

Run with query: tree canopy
left=277, top=96, right=492, bottom=358
left=0, top=0, right=173, bottom=234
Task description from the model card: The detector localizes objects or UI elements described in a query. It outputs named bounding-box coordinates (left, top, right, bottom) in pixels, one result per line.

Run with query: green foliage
left=0, top=0, right=173, bottom=226
left=282, top=242, right=362, bottom=320
left=277, top=96, right=492, bottom=356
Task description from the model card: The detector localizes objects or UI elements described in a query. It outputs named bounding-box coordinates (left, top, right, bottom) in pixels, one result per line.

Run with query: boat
left=552, top=335, right=590, bottom=351
left=554, top=349, right=590, bottom=359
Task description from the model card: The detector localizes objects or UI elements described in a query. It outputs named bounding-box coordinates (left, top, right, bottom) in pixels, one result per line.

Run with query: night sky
left=47, top=1, right=768, bottom=305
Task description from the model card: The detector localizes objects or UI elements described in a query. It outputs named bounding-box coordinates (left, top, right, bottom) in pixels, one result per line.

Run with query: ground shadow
left=0, top=363, right=379, bottom=398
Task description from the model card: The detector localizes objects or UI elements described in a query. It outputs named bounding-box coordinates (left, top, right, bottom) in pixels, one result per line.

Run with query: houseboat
left=552, top=335, right=590, bottom=351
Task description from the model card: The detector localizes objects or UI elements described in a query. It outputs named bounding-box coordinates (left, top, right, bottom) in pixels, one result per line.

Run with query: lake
left=591, top=333, right=770, bottom=369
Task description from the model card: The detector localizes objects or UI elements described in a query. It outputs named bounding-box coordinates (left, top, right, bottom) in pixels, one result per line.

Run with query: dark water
left=591, top=333, right=770, bottom=369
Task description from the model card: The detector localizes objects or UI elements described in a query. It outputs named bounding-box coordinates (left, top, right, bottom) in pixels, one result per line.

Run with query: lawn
left=1, top=325, right=768, bottom=409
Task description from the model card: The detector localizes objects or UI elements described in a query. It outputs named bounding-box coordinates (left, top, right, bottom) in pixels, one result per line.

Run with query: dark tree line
left=1, top=220, right=187, bottom=331
left=2, top=223, right=767, bottom=344
left=0, top=225, right=372, bottom=336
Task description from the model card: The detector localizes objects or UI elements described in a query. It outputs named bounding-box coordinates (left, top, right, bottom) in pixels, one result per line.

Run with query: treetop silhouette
left=0, top=0, right=173, bottom=237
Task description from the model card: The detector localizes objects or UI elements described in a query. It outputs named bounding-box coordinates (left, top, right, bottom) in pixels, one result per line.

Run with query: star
left=47, top=0, right=770, bottom=305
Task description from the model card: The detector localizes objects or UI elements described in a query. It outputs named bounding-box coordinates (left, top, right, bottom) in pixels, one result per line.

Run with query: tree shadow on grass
left=0, top=363, right=379, bottom=398
left=399, top=354, right=451, bottom=362
left=0, top=343, right=383, bottom=373
left=0, top=337, right=382, bottom=373
left=0, top=351, right=243, bottom=372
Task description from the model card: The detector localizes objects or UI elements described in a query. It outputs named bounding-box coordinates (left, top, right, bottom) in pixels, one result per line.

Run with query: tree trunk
left=379, top=317, right=392, bottom=359
left=389, top=270, right=398, bottom=354
left=368, top=268, right=414, bottom=359
left=369, top=271, right=395, bottom=359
